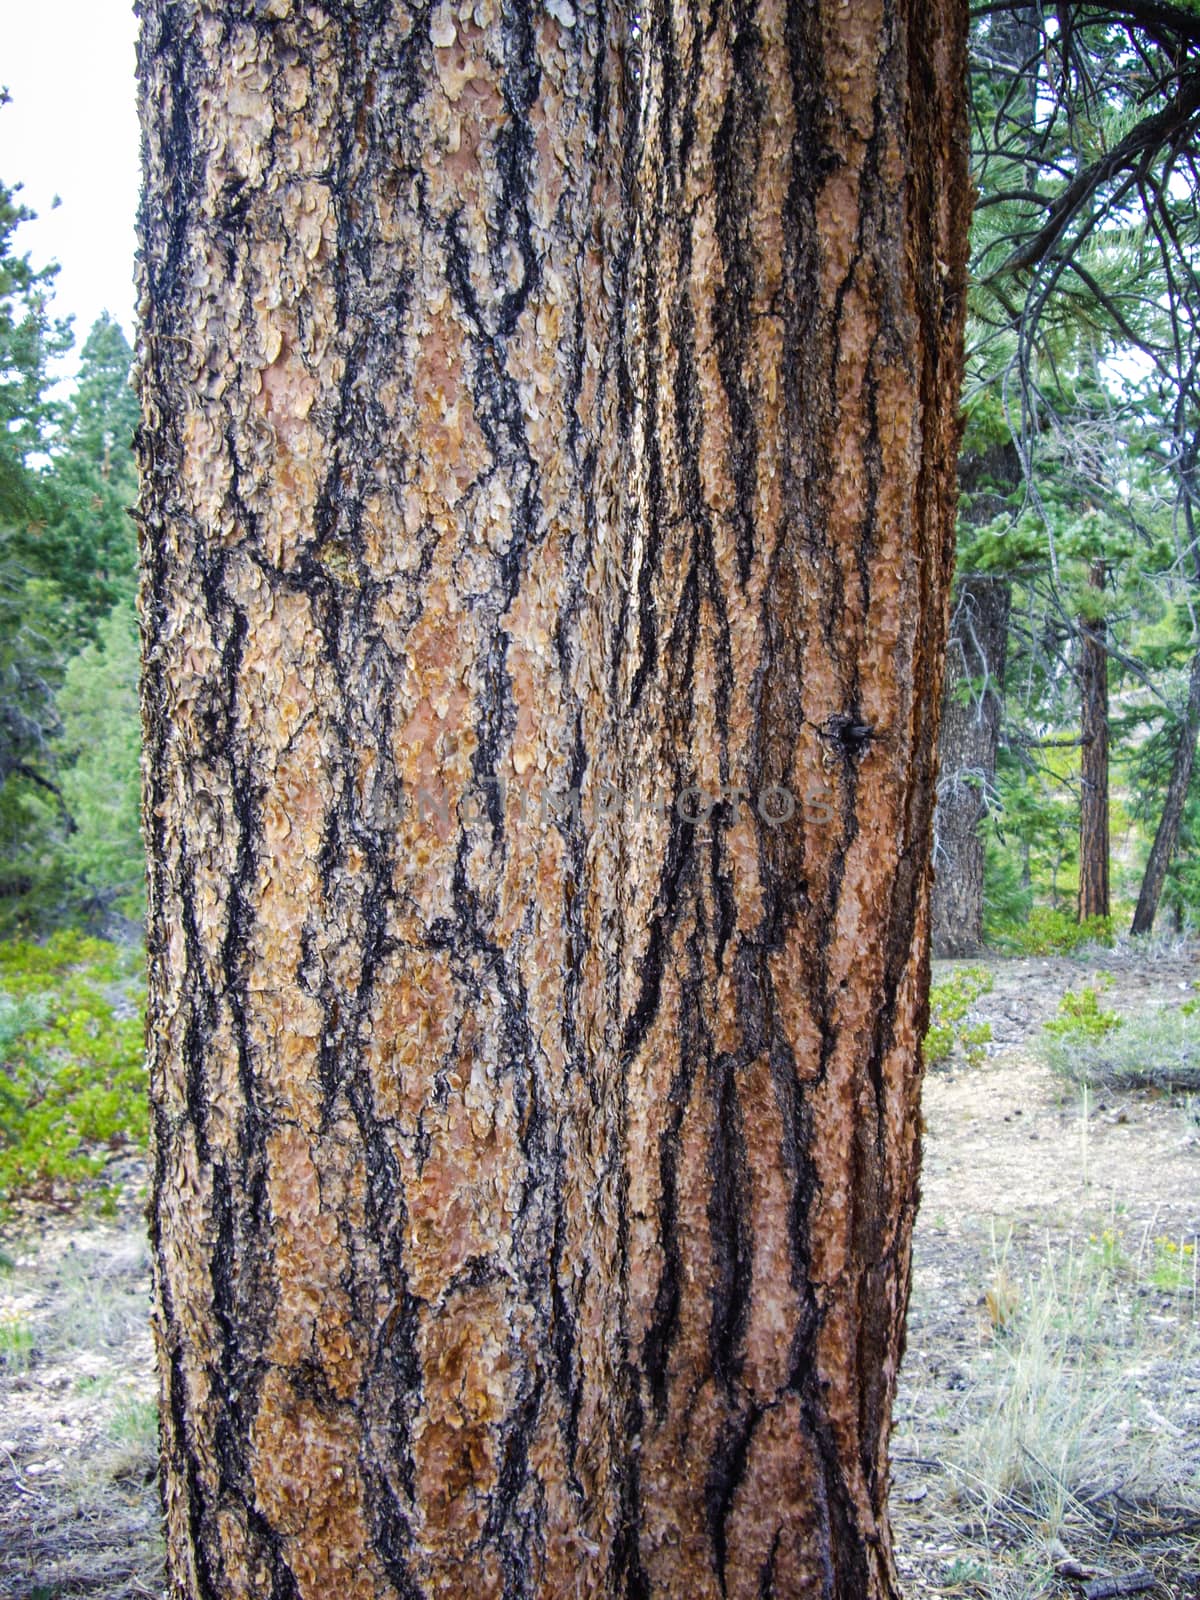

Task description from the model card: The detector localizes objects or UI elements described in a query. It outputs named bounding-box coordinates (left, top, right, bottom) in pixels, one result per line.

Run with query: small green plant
left=0, top=1309, right=34, bottom=1368
left=939, top=1555, right=989, bottom=1588
left=57, top=1256, right=151, bottom=1355
left=1086, top=1225, right=1126, bottom=1275
left=0, top=930, right=146, bottom=1201
left=998, top=907, right=1114, bottom=955
left=925, top=966, right=994, bottom=1067
left=1043, top=984, right=1123, bottom=1043
left=1149, top=1236, right=1196, bottom=1293
left=107, top=1394, right=159, bottom=1455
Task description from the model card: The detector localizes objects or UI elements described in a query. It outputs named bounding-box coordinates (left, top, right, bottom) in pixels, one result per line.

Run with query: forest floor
left=895, top=945, right=1200, bottom=1599
left=0, top=949, right=1197, bottom=1599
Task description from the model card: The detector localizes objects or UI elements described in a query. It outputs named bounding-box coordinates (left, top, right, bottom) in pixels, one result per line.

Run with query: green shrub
left=1043, top=1005, right=1200, bottom=1091
left=0, top=930, right=146, bottom=1200
left=996, top=907, right=1114, bottom=955
left=926, top=965, right=994, bottom=1067
left=1043, top=983, right=1123, bottom=1044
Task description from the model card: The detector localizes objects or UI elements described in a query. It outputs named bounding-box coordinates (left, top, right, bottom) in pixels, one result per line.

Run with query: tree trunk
left=931, top=575, right=1010, bottom=956
left=1132, top=441, right=1200, bottom=937
left=1078, top=564, right=1110, bottom=922
left=137, top=2, right=970, bottom=1597
left=1131, top=642, right=1200, bottom=934
left=929, top=5, right=1038, bottom=956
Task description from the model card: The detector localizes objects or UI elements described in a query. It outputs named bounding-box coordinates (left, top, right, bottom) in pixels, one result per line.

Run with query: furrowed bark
left=137, top=1, right=970, bottom=1596
left=606, top=4, right=969, bottom=1594
left=139, top=4, right=635, bottom=1593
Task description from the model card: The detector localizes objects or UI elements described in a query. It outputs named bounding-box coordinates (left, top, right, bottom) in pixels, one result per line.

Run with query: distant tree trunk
left=1078, top=563, right=1110, bottom=922
left=1132, top=638, right=1200, bottom=934
left=137, top=1, right=970, bottom=1597
left=991, top=5, right=1039, bottom=148
left=1133, top=443, right=1200, bottom=936
left=932, top=575, right=1010, bottom=955
left=930, top=5, right=1039, bottom=956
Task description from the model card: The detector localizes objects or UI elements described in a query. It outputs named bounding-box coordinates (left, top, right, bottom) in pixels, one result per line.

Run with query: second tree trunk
left=1079, top=563, right=1110, bottom=922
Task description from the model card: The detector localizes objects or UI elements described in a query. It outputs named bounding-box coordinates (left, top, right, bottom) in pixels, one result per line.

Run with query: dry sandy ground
left=0, top=1183, right=159, bottom=1600
left=0, top=951, right=1197, bottom=1598
left=895, top=950, right=1200, bottom=1598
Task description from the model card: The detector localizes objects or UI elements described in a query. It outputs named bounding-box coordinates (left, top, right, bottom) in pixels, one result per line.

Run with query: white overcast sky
left=0, top=0, right=139, bottom=378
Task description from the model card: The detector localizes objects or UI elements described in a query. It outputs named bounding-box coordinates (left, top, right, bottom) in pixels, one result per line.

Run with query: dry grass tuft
left=1044, top=1009, right=1200, bottom=1093
left=896, top=1229, right=1200, bottom=1598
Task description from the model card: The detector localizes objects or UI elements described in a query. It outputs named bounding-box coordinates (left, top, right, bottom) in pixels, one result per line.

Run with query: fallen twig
left=1083, top=1572, right=1156, bottom=1599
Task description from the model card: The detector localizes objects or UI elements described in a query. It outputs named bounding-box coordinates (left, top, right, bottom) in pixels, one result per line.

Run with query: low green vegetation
left=0, top=1230, right=163, bottom=1595
left=0, top=1308, right=33, bottom=1369
left=991, top=907, right=1115, bottom=957
left=0, top=930, right=145, bottom=1201
left=1085, top=1224, right=1126, bottom=1275
left=1043, top=978, right=1123, bottom=1044
left=925, top=965, right=994, bottom=1068
left=108, top=1393, right=159, bottom=1455
left=1150, top=1236, right=1197, bottom=1295
left=1043, top=1003, right=1200, bottom=1092
left=899, top=1199, right=1200, bottom=1600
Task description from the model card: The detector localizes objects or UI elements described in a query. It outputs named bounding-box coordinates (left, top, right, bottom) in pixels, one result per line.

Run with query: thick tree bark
left=931, top=575, right=1010, bottom=956
left=1078, top=564, right=1110, bottom=922
left=137, top=2, right=970, bottom=1597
